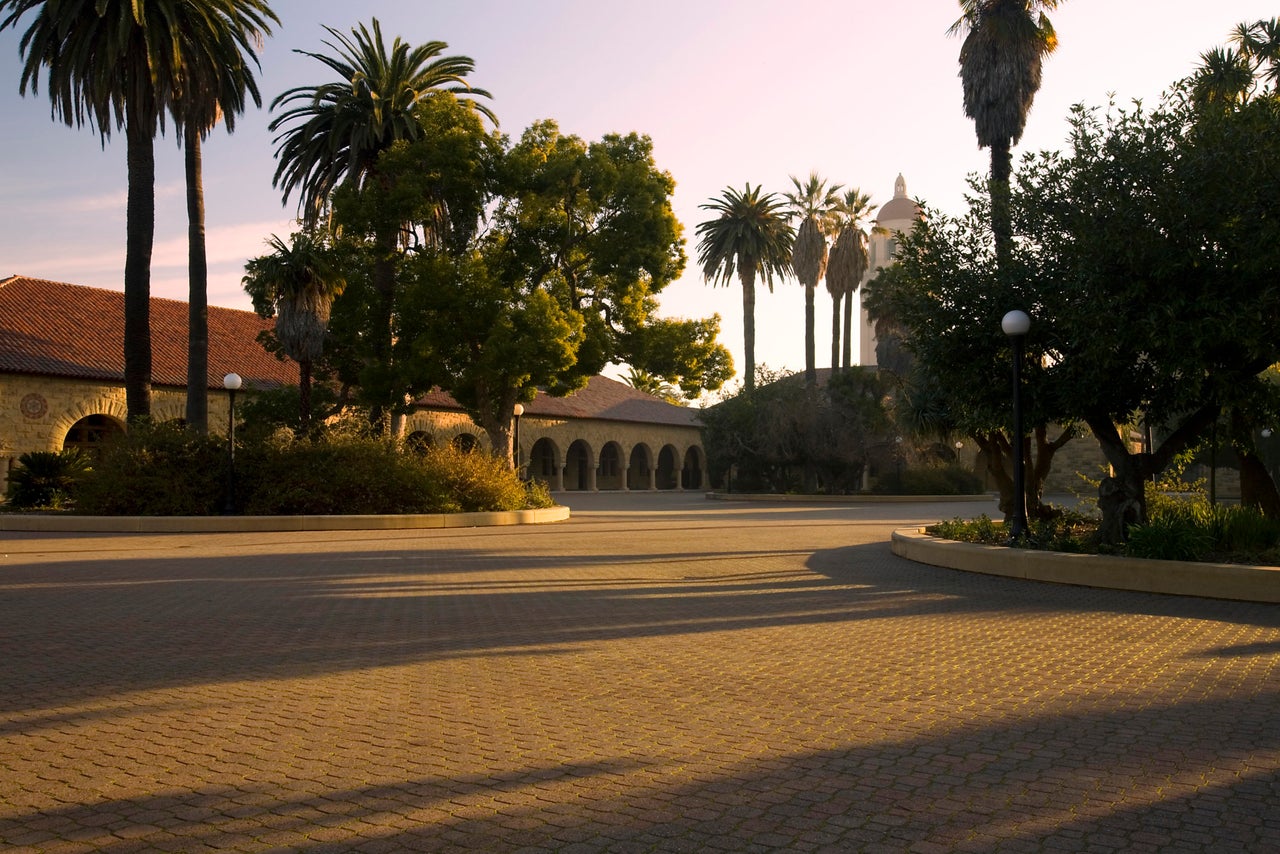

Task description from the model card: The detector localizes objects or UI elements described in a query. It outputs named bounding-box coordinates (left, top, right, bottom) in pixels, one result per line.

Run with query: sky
left=1, top=0, right=1275, bottom=393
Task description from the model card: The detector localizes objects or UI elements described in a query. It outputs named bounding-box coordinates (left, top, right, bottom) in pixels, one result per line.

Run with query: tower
left=858, top=174, right=922, bottom=366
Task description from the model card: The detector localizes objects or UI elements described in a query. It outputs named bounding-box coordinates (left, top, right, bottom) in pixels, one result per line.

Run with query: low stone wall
left=892, top=527, right=1280, bottom=604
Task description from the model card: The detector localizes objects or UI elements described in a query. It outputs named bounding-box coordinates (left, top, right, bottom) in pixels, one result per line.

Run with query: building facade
left=0, top=276, right=707, bottom=494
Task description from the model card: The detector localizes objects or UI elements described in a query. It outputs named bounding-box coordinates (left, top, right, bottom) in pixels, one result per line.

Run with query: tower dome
left=874, top=174, right=921, bottom=225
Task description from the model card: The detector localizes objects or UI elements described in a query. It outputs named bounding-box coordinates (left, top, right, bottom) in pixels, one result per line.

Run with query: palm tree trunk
left=369, top=229, right=398, bottom=435
left=184, top=127, right=209, bottom=434
left=124, top=113, right=154, bottom=423
left=990, top=140, right=1014, bottom=271
left=830, top=291, right=841, bottom=373
left=841, top=288, right=854, bottom=369
left=741, top=268, right=756, bottom=391
left=805, top=285, right=816, bottom=387
left=299, top=358, right=312, bottom=435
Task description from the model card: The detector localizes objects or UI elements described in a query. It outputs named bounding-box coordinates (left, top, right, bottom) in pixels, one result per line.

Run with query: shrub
left=1125, top=515, right=1215, bottom=561
left=876, top=463, right=985, bottom=495
left=237, top=433, right=542, bottom=515
left=74, top=423, right=226, bottom=515
left=4, top=449, right=90, bottom=510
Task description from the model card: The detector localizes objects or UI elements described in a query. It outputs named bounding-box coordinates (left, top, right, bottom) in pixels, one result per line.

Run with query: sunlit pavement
left=1, top=493, right=1277, bottom=853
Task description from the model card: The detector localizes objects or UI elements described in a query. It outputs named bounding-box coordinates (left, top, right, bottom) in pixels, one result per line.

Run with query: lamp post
left=1001, top=310, right=1031, bottom=540
left=223, top=373, right=242, bottom=514
left=512, top=403, right=524, bottom=479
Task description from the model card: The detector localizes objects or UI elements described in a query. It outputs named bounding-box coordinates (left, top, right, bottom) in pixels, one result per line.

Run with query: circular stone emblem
left=20, top=392, right=48, bottom=419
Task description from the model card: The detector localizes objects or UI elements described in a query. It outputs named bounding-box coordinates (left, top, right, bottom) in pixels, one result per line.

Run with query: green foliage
left=4, top=449, right=90, bottom=510
left=1125, top=516, right=1216, bottom=562
left=872, top=463, right=985, bottom=496
left=701, top=367, right=893, bottom=494
left=239, top=435, right=538, bottom=515
left=74, top=423, right=226, bottom=515
left=68, top=424, right=545, bottom=516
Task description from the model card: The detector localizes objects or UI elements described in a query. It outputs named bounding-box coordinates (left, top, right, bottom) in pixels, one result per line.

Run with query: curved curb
left=892, top=527, right=1280, bottom=604
left=706, top=492, right=994, bottom=504
left=0, top=505, right=571, bottom=534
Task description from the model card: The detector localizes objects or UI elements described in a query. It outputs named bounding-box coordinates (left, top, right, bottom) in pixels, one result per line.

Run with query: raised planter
left=892, top=527, right=1280, bottom=604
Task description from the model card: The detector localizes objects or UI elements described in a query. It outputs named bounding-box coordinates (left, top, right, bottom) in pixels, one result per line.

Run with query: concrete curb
left=891, top=527, right=1280, bottom=604
left=706, top=492, right=994, bottom=504
left=0, top=505, right=571, bottom=533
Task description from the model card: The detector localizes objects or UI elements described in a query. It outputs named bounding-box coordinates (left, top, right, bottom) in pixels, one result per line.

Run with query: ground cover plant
left=928, top=480, right=1280, bottom=565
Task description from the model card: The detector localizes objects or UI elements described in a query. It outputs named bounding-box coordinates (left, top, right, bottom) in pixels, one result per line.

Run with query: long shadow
left=2, top=692, right=1277, bottom=851
left=3, top=539, right=1279, bottom=716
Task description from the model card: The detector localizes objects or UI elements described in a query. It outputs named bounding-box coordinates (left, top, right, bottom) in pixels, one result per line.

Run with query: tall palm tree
left=695, top=184, right=794, bottom=392
left=1, top=0, right=278, bottom=424
left=171, top=2, right=277, bottom=435
left=785, top=172, right=842, bottom=387
left=243, top=230, right=346, bottom=434
left=826, top=189, right=874, bottom=372
left=949, top=0, right=1061, bottom=269
left=1234, top=17, right=1280, bottom=90
left=269, top=18, right=493, bottom=430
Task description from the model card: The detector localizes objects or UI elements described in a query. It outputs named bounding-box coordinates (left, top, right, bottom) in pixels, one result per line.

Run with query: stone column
left=621, top=466, right=630, bottom=491
left=555, top=464, right=565, bottom=493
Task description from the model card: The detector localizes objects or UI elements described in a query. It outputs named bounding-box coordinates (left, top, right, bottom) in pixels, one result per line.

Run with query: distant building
left=0, top=276, right=707, bottom=494
left=858, top=174, right=922, bottom=367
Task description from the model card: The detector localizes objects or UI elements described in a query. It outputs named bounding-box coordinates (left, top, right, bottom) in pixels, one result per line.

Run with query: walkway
left=1, top=494, right=1277, bottom=852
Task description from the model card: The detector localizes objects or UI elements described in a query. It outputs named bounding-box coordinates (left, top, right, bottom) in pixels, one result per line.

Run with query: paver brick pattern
left=1, top=495, right=1278, bottom=852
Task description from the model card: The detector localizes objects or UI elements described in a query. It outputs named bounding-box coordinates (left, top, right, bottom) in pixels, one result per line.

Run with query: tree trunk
left=368, top=231, right=398, bottom=435
left=830, top=291, right=841, bottom=374
left=989, top=140, right=1014, bottom=272
left=184, top=127, right=209, bottom=434
left=299, top=358, right=312, bottom=435
left=841, top=287, right=854, bottom=369
left=1085, top=406, right=1220, bottom=543
left=741, top=268, right=756, bottom=391
left=124, top=113, right=155, bottom=423
left=1231, top=411, right=1280, bottom=517
left=804, top=284, right=816, bottom=387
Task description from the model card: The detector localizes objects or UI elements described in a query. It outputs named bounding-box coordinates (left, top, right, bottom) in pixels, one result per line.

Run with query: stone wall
left=1, top=375, right=707, bottom=493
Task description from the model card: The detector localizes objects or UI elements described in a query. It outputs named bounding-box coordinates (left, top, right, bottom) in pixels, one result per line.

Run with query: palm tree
left=269, top=18, right=493, bottom=430
left=1, top=0, right=278, bottom=423
left=242, top=231, right=346, bottom=434
left=170, top=2, right=277, bottom=435
left=1234, top=17, right=1280, bottom=90
left=949, top=0, right=1062, bottom=269
left=825, top=189, right=875, bottom=372
left=785, top=172, right=842, bottom=386
left=695, top=184, right=794, bottom=392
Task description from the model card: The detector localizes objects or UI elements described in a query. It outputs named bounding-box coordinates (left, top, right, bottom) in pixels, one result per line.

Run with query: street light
left=513, top=403, right=524, bottom=479
left=1001, top=310, right=1031, bottom=540
left=223, top=373, right=242, bottom=514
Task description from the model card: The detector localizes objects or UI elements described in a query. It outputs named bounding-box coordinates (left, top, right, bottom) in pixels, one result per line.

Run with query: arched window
left=63, top=414, right=124, bottom=458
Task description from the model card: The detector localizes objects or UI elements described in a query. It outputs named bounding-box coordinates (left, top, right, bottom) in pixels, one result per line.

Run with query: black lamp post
left=1001, top=310, right=1031, bottom=540
left=513, top=402, right=524, bottom=479
left=223, top=372, right=241, bottom=514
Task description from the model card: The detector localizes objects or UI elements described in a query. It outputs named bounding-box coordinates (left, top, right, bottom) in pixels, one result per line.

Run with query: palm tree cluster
left=0, top=0, right=278, bottom=429
left=696, top=174, right=876, bottom=392
left=1194, top=17, right=1280, bottom=107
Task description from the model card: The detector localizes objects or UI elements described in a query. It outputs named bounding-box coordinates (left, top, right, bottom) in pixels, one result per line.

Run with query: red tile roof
left=0, top=275, right=700, bottom=426
left=416, top=376, right=701, bottom=427
left=0, top=275, right=297, bottom=389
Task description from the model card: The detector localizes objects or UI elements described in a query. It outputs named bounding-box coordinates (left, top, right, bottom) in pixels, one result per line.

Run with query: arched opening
left=682, top=446, right=705, bottom=490
left=451, top=433, right=479, bottom=454
left=628, top=444, right=653, bottom=490
left=656, top=445, right=679, bottom=490
left=598, top=442, right=624, bottom=490
left=529, top=438, right=560, bottom=489
left=406, top=431, right=433, bottom=454
left=62, top=414, right=124, bottom=458
left=565, top=440, right=593, bottom=491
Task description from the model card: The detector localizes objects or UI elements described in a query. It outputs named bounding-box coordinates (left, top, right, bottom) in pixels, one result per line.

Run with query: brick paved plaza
left=2, top=493, right=1278, bottom=852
